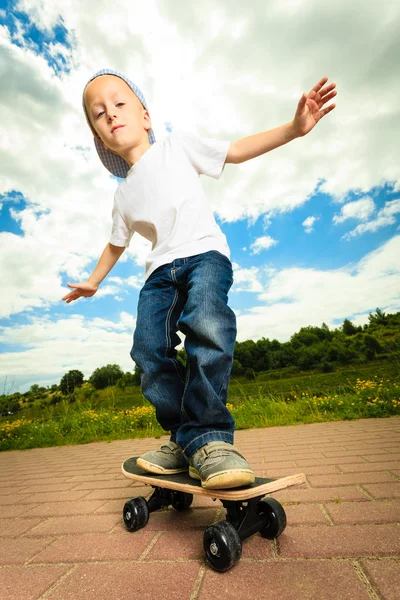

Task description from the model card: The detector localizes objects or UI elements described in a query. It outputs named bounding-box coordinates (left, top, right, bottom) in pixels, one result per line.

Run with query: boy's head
left=82, top=69, right=156, bottom=178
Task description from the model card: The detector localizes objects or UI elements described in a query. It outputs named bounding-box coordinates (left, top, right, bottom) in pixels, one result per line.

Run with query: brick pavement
left=0, top=417, right=399, bottom=600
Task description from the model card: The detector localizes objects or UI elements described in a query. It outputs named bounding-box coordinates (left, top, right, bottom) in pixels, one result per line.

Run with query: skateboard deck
left=122, top=457, right=306, bottom=500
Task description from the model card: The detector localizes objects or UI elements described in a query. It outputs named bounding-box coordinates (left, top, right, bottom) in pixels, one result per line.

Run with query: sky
left=0, top=0, right=399, bottom=393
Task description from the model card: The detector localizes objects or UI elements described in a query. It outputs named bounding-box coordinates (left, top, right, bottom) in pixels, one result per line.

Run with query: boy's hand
left=62, top=282, right=98, bottom=304
left=292, top=76, right=337, bottom=138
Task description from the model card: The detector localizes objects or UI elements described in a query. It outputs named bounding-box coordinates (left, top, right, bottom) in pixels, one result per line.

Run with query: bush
left=49, top=394, right=63, bottom=405
left=244, top=368, right=256, bottom=380
left=321, top=361, right=334, bottom=373
left=89, top=364, right=124, bottom=390
left=231, top=360, right=244, bottom=376
left=60, top=370, right=84, bottom=395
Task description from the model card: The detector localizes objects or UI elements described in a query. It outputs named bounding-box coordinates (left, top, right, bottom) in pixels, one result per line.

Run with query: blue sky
left=0, top=0, right=399, bottom=392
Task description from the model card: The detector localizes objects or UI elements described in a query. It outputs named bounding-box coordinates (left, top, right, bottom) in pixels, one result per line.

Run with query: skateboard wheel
left=257, top=497, right=287, bottom=539
left=123, top=497, right=149, bottom=532
left=203, top=521, right=242, bottom=572
left=171, top=491, right=193, bottom=511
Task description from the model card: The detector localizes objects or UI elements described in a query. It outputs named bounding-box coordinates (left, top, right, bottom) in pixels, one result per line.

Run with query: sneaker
left=188, top=441, right=255, bottom=489
left=136, top=441, right=188, bottom=475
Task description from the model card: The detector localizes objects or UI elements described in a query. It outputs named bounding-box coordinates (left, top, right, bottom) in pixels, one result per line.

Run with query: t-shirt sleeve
left=109, top=195, right=134, bottom=247
left=173, top=129, right=231, bottom=179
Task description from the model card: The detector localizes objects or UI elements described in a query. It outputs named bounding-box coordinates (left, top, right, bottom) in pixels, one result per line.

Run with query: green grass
left=1, top=359, right=399, bottom=451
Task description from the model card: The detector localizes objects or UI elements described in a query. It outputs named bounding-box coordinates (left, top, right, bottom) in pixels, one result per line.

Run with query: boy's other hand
left=62, top=282, right=98, bottom=304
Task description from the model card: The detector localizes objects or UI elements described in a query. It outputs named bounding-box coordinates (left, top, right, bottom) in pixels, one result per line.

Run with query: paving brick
left=83, top=487, right=138, bottom=500
left=0, top=565, right=70, bottom=600
left=147, top=530, right=204, bottom=560
left=31, top=532, right=155, bottom=563
left=362, top=482, right=400, bottom=499
left=325, top=501, right=400, bottom=524
left=143, top=507, right=219, bottom=531
left=71, top=479, right=133, bottom=490
left=23, top=514, right=120, bottom=536
left=287, top=453, right=324, bottom=461
left=267, top=466, right=338, bottom=478
left=307, top=471, right=395, bottom=487
left=323, top=449, right=390, bottom=458
left=0, top=518, right=44, bottom=538
left=27, top=500, right=106, bottom=517
left=272, top=486, right=368, bottom=504
left=0, top=504, right=39, bottom=519
left=362, top=558, right=400, bottom=600
left=337, top=461, right=400, bottom=473
left=0, top=537, right=54, bottom=564
left=46, top=562, right=200, bottom=600
left=199, top=561, right=370, bottom=599
left=362, top=454, right=400, bottom=463
left=0, top=494, right=30, bottom=505
left=296, top=456, right=368, bottom=467
left=0, top=486, right=26, bottom=496
left=263, top=460, right=297, bottom=470
left=17, top=490, right=90, bottom=504
left=94, top=499, right=125, bottom=514
left=65, top=473, right=118, bottom=482
left=283, top=503, right=327, bottom=525
left=278, top=524, right=400, bottom=558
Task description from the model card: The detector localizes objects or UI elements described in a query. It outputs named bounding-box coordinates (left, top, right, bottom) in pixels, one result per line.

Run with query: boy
left=62, top=69, right=336, bottom=489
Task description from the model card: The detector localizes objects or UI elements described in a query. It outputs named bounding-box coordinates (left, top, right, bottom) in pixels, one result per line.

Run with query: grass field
left=1, top=359, right=399, bottom=451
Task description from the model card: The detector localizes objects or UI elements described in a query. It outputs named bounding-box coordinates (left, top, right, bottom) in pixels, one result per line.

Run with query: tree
left=89, top=364, right=124, bottom=390
left=342, top=318, right=359, bottom=336
left=231, top=359, right=244, bottom=376
left=362, top=334, right=382, bottom=360
left=368, top=308, right=388, bottom=326
left=60, top=369, right=84, bottom=395
left=30, top=384, right=40, bottom=394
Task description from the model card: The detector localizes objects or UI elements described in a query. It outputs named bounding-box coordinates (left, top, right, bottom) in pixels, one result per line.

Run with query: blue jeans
left=130, top=250, right=236, bottom=457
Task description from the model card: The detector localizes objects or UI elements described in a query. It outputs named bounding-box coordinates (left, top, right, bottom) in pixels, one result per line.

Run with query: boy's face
left=83, top=75, right=152, bottom=156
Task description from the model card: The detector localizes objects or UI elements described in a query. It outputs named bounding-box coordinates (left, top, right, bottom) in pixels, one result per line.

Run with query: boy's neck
left=122, top=139, right=152, bottom=168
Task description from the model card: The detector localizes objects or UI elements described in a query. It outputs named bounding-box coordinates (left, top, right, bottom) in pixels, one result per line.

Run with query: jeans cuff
left=182, top=431, right=234, bottom=458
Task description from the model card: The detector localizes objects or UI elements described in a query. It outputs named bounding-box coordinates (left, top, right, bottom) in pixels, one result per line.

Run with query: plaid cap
left=82, top=68, right=156, bottom=178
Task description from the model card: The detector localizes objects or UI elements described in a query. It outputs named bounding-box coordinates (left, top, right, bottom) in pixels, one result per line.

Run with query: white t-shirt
left=109, top=129, right=231, bottom=281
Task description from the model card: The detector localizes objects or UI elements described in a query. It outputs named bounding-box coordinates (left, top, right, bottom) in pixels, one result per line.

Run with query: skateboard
left=122, top=457, right=306, bottom=572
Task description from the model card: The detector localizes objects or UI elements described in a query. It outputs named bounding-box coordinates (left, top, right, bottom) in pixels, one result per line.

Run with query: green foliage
left=0, top=395, right=20, bottom=416
left=89, top=364, right=124, bottom=390
left=60, top=369, right=84, bottom=395
left=232, top=309, right=399, bottom=374
left=116, top=371, right=139, bottom=389
left=368, top=308, right=388, bottom=326
left=342, top=318, right=362, bottom=335
left=231, top=359, right=244, bottom=376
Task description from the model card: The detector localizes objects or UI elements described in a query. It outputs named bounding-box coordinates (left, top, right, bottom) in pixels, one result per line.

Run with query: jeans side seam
left=180, top=359, right=191, bottom=421
left=165, top=288, right=185, bottom=385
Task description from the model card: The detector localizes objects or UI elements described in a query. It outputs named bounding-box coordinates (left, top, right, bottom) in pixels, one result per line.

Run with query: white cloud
left=235, top=235, right=400, bottom=342
left=302, top=215, right=319, bottom=233
left=333, top=197, right=375, bottom=224
left=249, top=235, right=278, bottom=255
left=342, top=199, right=400, bottom=240
left=0, top=312, right=137, bottom=390
left=231, top=262, right=263, bottom=293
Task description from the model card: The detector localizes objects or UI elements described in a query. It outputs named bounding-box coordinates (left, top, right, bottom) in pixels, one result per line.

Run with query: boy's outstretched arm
left=62, top=243, right=125, bottom=304
left=226, top=76, right=337, bottom=164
